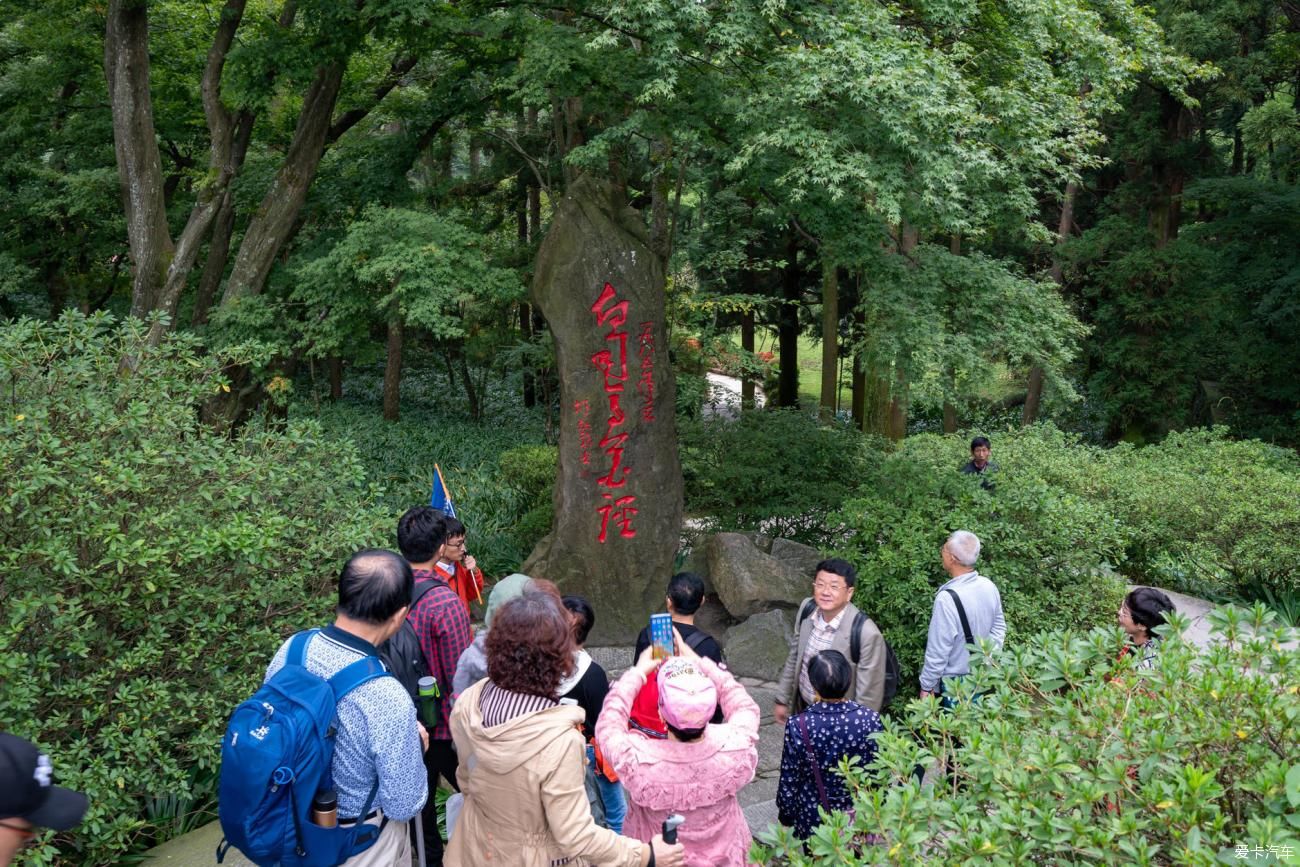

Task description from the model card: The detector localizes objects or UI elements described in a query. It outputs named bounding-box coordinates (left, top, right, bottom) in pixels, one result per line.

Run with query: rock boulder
left=723, top=608, right=794, bottom=680
left=707, top=532, right=809, bottom=619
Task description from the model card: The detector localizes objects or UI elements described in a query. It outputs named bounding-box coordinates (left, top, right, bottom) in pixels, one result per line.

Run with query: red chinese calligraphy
left=597, top=493, right=638, bottom=543
left=637, top=321, right=655, bottom=423
left=590, top=282, right=637, bottom=540
left=573, top=400, right=593, bottom=467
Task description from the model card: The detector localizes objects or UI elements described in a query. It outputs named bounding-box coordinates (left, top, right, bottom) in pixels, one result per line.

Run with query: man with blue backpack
left=219, top=550, right=429, bottom=867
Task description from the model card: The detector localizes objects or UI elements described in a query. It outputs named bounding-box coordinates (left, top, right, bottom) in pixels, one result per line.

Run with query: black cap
left=0, top=733, right=88, bottom=831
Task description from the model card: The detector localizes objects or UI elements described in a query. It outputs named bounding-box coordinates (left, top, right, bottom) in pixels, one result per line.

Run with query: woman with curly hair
left=446, top=583, right=684, bottom=867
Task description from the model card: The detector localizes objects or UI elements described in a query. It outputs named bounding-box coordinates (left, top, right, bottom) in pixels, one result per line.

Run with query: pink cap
left=657, top=658, right=717, bottom=730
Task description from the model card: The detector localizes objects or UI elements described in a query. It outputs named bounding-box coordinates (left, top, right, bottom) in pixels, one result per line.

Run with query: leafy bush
left=0, top=313, right=390, bottom=866
left=298, top=377, right=550, bottom=577
left=679, top=409, right=878, bottom=546
left=498, top=444, right=558, bottom=556
left=1099, top=428, right=1300, bottom=599
left=836, top=428, right=1128, bottom=686
left=753, top=605, right=1300, bottom=864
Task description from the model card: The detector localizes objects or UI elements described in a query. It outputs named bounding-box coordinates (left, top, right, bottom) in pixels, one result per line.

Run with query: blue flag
left=429, top=464, right=457, bottom=518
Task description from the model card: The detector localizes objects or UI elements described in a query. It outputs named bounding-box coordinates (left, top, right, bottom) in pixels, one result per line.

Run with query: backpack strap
left=286, top=628, right=321, bottom=667
left=943, top=588, right=976, bottom=647
left=797, top=714, right=831, bottom=812
left=410, top=579, right=440, bottom=611
left=848, top=611, right=867, bottom=665
left=798, top=599, right=814, bottom=627
left=328, top=655, right=390, bottom=704
left=684, top=629, right=712, bottom=654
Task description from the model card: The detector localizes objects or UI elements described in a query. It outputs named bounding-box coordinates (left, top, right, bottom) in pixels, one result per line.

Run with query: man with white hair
left=919, top=531, right=1006, bottom=701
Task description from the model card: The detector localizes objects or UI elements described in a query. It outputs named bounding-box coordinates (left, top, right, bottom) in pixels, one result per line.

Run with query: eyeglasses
left=444, top=540, right=466, bottom=550
left=813, top=581, right=847, bottom=593
left=0, top=820, right=37, bottom=845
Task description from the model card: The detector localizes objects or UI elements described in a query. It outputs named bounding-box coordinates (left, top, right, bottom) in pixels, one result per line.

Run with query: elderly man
left=774, top=559, right=887, bottom=723
left=919, top=531, right=1006, bottom=701
left=263, top=550, right=430, bottom=865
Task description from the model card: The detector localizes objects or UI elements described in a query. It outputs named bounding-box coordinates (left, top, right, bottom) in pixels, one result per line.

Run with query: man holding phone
left=631, top=573, right=724, bottom=734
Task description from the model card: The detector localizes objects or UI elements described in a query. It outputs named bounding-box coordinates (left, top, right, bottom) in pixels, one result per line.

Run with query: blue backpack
left=217, top=629, right=391, bottom=866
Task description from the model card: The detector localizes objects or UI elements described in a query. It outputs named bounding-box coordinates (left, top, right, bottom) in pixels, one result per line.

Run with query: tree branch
left=326, top=55, right=418, bottom=144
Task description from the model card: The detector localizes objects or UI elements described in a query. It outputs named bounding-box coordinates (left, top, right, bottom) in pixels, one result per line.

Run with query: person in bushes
left=1117, top=587, right=1176, bottom=669
left=0, top=733, right=87, bottom=866
left=432, top=516, right=486, bottom=614
left=596, top=632, right=760, bottom=866
left=447, top=585, right=683, bottom=867
left=919, top=531, right=1006, bottom=702
left=397, top=507, right=473, bottom=867
left=960, top=435, right=998, bottom=490
left=776, top=650, right=883, bottom=841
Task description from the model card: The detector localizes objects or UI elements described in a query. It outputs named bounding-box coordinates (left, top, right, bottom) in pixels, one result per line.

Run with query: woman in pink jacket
left=596, top=631, right=760, bottom=867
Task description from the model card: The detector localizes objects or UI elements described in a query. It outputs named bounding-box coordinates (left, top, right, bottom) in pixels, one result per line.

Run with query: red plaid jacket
left=407, top=568, right=473, bottom=741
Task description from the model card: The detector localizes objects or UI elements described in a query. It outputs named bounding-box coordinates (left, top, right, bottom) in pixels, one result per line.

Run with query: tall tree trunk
left=521, top=303, right=537, bottom=408
left=1023, top=176, right=1079, bottom=425
left=383, top=308, right=403, bottom=421
left=193, top=110, right=255, bottom=326
left=741, top=308, right=756, bottom=410
left=105, top=0, right=173, bottom=319
left=882, top=224, right=917, bottom=440
left=819, top=264, right=838, bottom=419
left=222, top=61, right=347, bottom=304
left=328, top=355, right=343, bottom=400
left=777, top=234, right=801, bottom=408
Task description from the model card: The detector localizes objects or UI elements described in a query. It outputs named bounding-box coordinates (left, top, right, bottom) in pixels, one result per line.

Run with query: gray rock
left=723, top=608, right=794, bottom=680
left=770, top=537, right=822, bottom=584
left=707, top=533, right=807, bottom=619
left=524, top=176, right=684, bottom=644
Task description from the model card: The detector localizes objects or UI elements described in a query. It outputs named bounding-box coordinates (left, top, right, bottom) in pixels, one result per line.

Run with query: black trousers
left=417, top=739, right=460, bottom=867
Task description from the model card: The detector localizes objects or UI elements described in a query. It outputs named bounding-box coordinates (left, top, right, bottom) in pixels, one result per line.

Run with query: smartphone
left=649, top=612, right=674, bottom=659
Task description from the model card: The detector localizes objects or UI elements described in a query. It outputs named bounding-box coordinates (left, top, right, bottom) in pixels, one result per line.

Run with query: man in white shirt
left=919, top=531, right=1006, bottom=700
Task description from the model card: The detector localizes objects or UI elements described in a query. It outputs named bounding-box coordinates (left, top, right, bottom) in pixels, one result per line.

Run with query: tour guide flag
left=430, top=464, right=457, bottom=518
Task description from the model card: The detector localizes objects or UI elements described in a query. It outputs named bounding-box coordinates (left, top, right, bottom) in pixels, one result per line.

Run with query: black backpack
left=378, top=580, right=442, bottom=704
left=798, top=600, right=901, bottom=708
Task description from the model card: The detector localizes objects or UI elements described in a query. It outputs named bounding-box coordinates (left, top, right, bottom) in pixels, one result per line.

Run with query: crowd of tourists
left=0, top=440, right=1178, bottom=867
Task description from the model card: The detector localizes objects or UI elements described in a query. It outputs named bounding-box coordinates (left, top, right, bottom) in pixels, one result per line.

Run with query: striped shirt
left=798, top=607, right=847, bottom=705
left=479, top=682, right=558, bottom=726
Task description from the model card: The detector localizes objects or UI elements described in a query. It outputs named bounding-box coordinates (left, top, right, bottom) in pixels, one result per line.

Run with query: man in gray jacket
left=919, top=530, right=1006, bottom=700
left=774, top=559, right=887, bottom=722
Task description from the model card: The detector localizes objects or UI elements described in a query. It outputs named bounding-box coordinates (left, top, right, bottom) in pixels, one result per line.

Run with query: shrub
left=1099, top=428, right=1300, bottom=599
left=0, top=313, right=390, bottom=865
left=752, top=605, right=1300, bottom=864
left=498, top=444, right=558, bottom=556
left=680, top=409, right=877, bottom=546
left=298, top=383, right=549, bottom=577
left=836, top=428, right=1128, bottom=686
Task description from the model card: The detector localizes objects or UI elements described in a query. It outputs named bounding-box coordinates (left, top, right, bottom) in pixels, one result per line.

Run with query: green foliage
left=679, top=410, right=877, bottom=546
left=297, top=376, right=550, bottom=576
left=1099, top=428, right=1300, bottom=598
left=752, top=605, right=1300, bottom=864
left=498, top=444, right=558, bottom=557
left=836, top=427, right=1128, bottom=684
left=0, top=312, right=390, bottom=866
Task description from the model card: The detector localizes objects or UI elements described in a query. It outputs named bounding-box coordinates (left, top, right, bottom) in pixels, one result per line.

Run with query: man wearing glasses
left=773, top=559, right=888, bottom=724
left=0, top=733, right=87, bottom=865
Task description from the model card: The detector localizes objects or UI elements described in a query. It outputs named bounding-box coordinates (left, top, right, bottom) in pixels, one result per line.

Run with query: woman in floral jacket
left=776, top=650, right=883, bottom=840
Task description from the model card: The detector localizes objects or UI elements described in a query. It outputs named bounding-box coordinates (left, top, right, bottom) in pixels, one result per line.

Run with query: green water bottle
left=418, top=675, right=441, bottom=728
